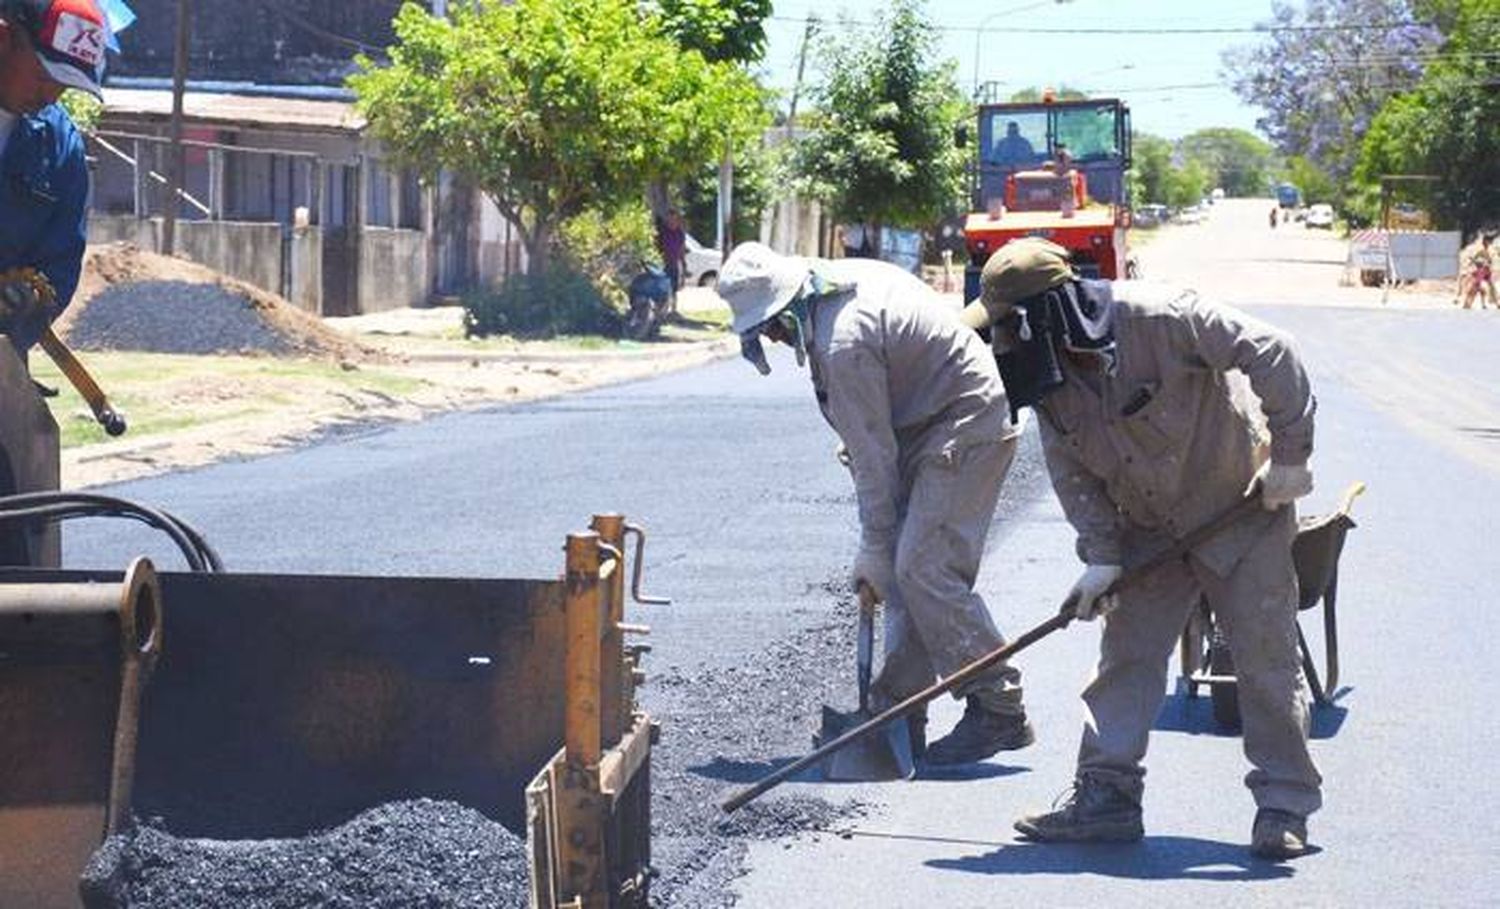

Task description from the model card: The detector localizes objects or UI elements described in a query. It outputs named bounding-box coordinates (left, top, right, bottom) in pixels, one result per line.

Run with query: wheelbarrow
left=1180, top=481, right=1365, bottom=729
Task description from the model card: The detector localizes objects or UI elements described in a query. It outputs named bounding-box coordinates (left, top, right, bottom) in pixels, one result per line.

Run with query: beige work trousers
left=872, top=437, right=1025, bottom=715
left=1078, top=506, right=1322, bottom=816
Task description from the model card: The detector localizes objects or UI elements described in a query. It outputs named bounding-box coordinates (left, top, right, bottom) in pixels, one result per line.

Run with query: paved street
left=65, top=200, right=1500, bottom=907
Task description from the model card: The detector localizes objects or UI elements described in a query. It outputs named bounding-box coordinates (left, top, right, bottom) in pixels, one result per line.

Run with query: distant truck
left=1276, top=183, right=1302, bottom=209
left=961, top=92, right=1134, bottom=299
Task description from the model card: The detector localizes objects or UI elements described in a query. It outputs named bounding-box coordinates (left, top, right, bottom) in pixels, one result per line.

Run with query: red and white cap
left=21, top=0, right=110, bottom=99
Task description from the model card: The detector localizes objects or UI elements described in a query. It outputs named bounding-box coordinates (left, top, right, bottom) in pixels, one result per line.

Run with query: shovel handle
left=720, top=491, right=1264, bottom=815
left=856, top=584, right=876, bottom=713
left=37, top=328, right=127, bottom=436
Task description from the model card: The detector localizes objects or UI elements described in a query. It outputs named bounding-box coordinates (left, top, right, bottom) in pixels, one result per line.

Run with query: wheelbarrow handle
left=720, top=491, right=1264, bottom=815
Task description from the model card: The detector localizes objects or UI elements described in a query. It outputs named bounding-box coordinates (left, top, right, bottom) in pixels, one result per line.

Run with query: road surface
left=66, top=200, right=1499, bottom=907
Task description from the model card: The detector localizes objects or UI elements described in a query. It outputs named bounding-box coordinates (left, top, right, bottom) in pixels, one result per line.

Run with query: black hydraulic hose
left=0, top=491, right=223, bottom=572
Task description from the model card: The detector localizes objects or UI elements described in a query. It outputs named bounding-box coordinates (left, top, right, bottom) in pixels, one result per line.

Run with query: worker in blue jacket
left=0, top=0, right=111, bottom=354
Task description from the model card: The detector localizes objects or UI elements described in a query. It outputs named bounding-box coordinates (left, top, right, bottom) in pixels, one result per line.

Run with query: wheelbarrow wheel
left=1210, top=627, right=1241, bottom=731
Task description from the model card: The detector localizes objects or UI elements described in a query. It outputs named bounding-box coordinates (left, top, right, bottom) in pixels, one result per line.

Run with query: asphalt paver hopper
left=814, top=584, right=914, bottom=782
left=0, top=500, right=666, bottom=909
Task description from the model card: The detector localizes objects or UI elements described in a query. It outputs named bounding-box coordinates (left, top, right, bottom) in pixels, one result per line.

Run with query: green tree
left=1179, top=128, right=1277, bottom=197
left=1223, top=0, right=1438, bottom=202
left=59, top=90, right=100, bottom=130
left=1163, top=157, right=1212, bottom=210
left=790, top=0, right=966, bottom=249
left=652, top=0, right=772, bottom=63
left=1354, top=0, right=1500, bottom=232
left=1129, top=132, right=1174, bottom=207
left=350, top=0, right=766, bottom=277
left=1285, top=155, right=1338, bottom=205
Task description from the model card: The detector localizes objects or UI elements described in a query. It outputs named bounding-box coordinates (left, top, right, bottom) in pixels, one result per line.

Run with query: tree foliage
left=1285, top=155, right=1338, bottom=205
left=1354, top=0, right=1500, bottom=231
left=1178, top=128, right=1277, bottom=197
left=1129, top=132, right=1174, bottom=208
left=350, top=0, right=766, bottom=276
left=790, top=0, right=966, bottom=233
left=1130, top=131, right=1230, bottom=209
left=59, top=90, right=101, bottom=130
left=652, top=0, right=772, bottom=64
left=1223, top=0, right=1439, bottom=195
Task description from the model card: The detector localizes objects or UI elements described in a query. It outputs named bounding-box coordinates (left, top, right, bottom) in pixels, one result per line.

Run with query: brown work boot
left=923, top=697, right=1033, bottom=766
left=1251, top=808, right=1310, bottom=860
left=1014, top=775, right=1144, bottom=843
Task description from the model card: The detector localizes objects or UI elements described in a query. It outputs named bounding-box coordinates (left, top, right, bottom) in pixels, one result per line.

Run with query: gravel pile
left=55, top=243, right=377, bottom=361
left=80, top=799, right=529, bottom=909
left=645, top=581, right=870, bottom=907
left=67, top=280, right=303, bottom=355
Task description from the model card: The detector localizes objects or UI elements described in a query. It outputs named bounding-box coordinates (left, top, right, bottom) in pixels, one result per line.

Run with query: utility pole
left=163, top=0, right=191, bottom=256
left=785, top=16, right=817, bottom=140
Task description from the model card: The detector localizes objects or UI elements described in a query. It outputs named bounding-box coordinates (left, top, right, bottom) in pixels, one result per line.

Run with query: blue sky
left=757, top=0, right=1283, bottom=140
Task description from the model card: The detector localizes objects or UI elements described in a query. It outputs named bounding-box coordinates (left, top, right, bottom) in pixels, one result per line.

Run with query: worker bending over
left=717, top=242, right=1032, bottom=766
left=961, top=238, right=1322, bottom=860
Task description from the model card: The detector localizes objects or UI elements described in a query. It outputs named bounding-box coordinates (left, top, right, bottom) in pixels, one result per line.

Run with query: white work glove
left=1068, top=564, right=1123, bottom=621
left=851, top=542, right=897, bottom=603
left=1251, top=461, right=1314, bottom=511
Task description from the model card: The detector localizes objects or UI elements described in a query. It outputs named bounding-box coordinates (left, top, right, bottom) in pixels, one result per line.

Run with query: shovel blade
left=814, top=706, right=915, bottom=782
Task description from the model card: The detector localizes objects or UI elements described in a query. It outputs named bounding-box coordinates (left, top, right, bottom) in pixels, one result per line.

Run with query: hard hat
left=6, top=0, right=110, bottom=100
left=960, top=238, right=1075, bottom=330
left=717, top=241, right=811, bottom=335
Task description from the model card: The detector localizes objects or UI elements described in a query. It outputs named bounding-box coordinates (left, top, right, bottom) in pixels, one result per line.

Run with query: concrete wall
left=287, top=229, right=323, bottom=314
left=179, top=222, right=284, bottom=295
left=359, top=227, right=431, bottom=313
left=88, top=216, right=325, bottom=313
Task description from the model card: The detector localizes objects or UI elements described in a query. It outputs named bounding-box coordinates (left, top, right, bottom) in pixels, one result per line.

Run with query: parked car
left=1134, top=203, right=1170, bottom=229
left=682, top=234, right=722, bottom=288
left=1305, top=203, right=1335, bottom=230
left=1176, top=204, right=1208, bottom=225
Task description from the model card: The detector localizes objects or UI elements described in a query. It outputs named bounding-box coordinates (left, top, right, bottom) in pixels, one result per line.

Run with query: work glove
left=0, top=268, right=54, bottom=340
left=1068, top=564, right=1123, bottom=621
left=851, top=542, right=897, bottom=603
left=1250, top=460, right=1314, bottom=511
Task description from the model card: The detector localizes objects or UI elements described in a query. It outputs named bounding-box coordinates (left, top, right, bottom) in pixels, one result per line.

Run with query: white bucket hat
left=717, top=241, right=812, bottom=335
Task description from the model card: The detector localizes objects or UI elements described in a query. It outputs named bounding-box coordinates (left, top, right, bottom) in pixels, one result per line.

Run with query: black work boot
left=906, top=711, right=928, bottom=763
left=1250, top=808, right=1309, bottom=860
left=1014, top=775, right=1144, bottom=843
left=923, top=697, right=1034, bottom=766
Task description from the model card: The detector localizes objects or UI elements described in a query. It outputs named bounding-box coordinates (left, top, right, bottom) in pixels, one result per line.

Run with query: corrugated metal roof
left=101, top=88, right=365, bottom=132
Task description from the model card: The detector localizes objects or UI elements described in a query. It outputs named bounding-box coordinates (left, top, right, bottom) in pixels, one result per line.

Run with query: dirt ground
left=47, top=247, right=735, bottom=488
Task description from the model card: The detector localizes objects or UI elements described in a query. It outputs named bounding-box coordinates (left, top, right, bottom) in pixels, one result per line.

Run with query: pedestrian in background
left=655, top=207, right=687, bottom=313
left=1458, top=233, right=1495, bottom=310
left=961, top=238, right=1323, bottom=861
left=717, top=242, right=1034, bottom=766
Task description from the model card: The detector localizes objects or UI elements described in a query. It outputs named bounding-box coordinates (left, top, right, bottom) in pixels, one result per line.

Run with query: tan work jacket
left=807, top=257, right=1018, bottom=549
left=1035, top=282, right=1315, bottom=576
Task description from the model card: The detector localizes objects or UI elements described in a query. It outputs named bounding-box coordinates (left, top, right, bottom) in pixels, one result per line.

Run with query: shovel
left=814, top=583, right=915, bottom=782
left=723, top=490, right=1266, bottom=813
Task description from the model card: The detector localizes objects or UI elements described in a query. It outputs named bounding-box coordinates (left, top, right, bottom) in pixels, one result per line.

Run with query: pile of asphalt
left=80, top=799, right=529, bottom=909
left=644, top=581, right=870, bottom=908
left=67, top=280, right=301, bottom=356
left=56, top=243, right=376, bottom=361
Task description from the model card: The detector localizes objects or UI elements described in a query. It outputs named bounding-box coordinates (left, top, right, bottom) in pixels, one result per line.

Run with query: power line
left=249, top=0, right=384, bottom=54
left=768, top=14, right=1496, bottom=37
